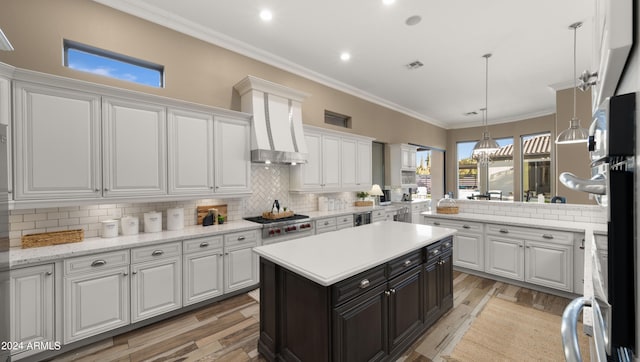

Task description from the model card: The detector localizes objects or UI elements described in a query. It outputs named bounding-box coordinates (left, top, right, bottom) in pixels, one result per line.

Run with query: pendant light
left=472, top=53, right=500, bottom=164
left=556, top=22, right=588, bottom=144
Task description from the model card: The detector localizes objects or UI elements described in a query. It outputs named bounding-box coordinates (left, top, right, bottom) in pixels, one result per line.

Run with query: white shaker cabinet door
left=356, top=140, right=372, bottom=187
left=214, top=116, right=251, bottom=194
left=167, top=108, right=214, bottom=195
left=64, top=266, right=130, bottom=343
left=102, top=97, right=167, bottom=197
left=525, top=240, right=573, bottom=292
left=10, top=264, right=55, bottom=355
left=321, top=135, right=341, bottom=189
left=131, top=256, right=182, bottom=323
left=453, top=233, right=484, bottom=272
left=297, top=132, right=323, bottom=190
left=340, top=138, right=357, bottom=190
left=485, top=235, right=524, bottom=281
left=224, top=244, right=258, bottom=293
left=183, top=250, right=224, bottom=306
left=13, top=82, right=101, bottom=200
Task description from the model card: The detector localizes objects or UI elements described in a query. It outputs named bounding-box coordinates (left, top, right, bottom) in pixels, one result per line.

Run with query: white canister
left=328, top=199, right=335, bottom=211
left=144, top=211, right=162, bottom=233
left=121, top=216, right=139, bottom=235
left=166, top=208, right=184, bottom=231
left=101, top=219, right=119, bottom=238
left=318, top=196, right=328, bottom=212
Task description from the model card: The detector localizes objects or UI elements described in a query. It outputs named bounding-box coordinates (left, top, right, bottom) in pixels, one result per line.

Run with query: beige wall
left=0, top=0, right=446, bottom=149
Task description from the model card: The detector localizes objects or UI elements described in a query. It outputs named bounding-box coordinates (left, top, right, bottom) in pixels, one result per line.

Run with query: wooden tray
left=197, top=204, right=228, bottom=224
left=22, top=229, right=84, bottom=249
left=261, top=210, right=294, bottom=219
left=354, top=201, right=374, bottom=207
left=436, top=206, right=459, bottom=214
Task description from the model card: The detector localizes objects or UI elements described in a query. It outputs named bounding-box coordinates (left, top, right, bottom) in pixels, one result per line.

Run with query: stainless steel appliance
left=353, top=211, right=371, bottom=227
left=561, top=93, right=636, bottom=361
left=244, top=214, right=313, bottom=244
left=394, top=206, right=410, bottom=223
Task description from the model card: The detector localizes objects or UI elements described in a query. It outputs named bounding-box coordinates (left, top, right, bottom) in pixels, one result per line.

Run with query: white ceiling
left=95, top=0, right=595, bottom=129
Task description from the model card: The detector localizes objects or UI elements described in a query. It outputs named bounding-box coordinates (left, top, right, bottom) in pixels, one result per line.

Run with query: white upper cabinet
left=291, top=125, right=373, bottom=193
left=214, top=116, right=251, bottom=194
left=102, top=97, right=167, bottom=197
left=13, top=82, right=102, bottom=200
left=388, top=143, right=418, bottom=188
left=167, top=108, right=214, bottom=195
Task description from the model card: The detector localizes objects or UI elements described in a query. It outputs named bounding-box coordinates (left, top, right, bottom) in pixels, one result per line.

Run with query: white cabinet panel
left=131, top=256, right=182, bottom=323
left=14, top=82, right=101, bottom=200
left=356, top=141, right=372, bottom=187
left=525, top=240, right=573, bottom=291
left=298, top=132, right=323, bottom=189
left=321, top=135, right=341, bottom=189
left=168, top=108, right=214, bottom=195
left=183, top=251, right=224, bottom=306
left=224, top=243, right=258, bottom=293
left=341, top=138, right=357, bottom=189
left=64, top=266, right=130, bottom=343
left=454, top=234, right=484, bottom=271
left=102, top=97, right=167, bottom=197
left=10, top=264, right=55, bottom=355
left=214, top=116, right=251, bottom=193
left=485, top=235, right=524, bottom=281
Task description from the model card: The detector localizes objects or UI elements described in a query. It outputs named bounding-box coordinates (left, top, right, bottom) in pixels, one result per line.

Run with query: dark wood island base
left=258, top=236, right=453, bottom=361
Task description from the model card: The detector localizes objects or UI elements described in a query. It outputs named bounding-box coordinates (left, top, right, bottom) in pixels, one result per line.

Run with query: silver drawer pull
left=432, top=249, right=440, bottom=255
left=462, top=225, right=471, bottom=229
left=91, top=260, right=107, bottom=267
left=359, top=279, right=370, bottom=289
left=404, top=260, right=412, bottom=267
left=343, top=218, right=348, bottom=222
left=433, top=222, right=440, bottom=226
left=499, top=229, right=509, bottom=234
left=152, top=250, right=164, bottom=256
left=324, top=221, right=329, bottom=226
left=46, top=271, right=52, bottom=276
left=200, top=242, right=209, bottom=248
left=237, top=236, right=246, bottom=241
left=542, top=234, right=554, bottom=239
left=444, top=242, right=451, bottom=248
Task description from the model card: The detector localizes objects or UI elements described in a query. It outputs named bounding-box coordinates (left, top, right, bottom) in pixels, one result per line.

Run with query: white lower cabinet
left=336, top=214, right=354, bottom=231
left=371, top=209, right=386, bottom=223
left=223, top=230, right=259, bottom=293
left=183, top=236, right=224, bottom=306
left=424, top=217, right=484, bottom=272
left=63, top=250, right=130, bottom=343
left=315, top=216, right=337, bottom=234
left=485, top=224, right=573, bottom=292
left=10, top=264, right=55, bottom=356
left=130, top=242, right=182, bottom=323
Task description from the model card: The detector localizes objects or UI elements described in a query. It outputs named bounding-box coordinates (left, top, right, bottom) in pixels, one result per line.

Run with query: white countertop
left=253, top=221, right=457, bottom=286
left=421, top=211, right=607, bottom=233
left=9, top=220, right=261, bottom=268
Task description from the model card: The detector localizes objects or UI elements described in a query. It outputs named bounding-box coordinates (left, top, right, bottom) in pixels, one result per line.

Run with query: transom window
left=63, top=39, right=164, bottom=88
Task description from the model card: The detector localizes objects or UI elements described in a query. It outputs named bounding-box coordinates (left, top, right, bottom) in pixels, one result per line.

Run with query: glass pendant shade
left=556, top=117, right=588, bottom=144
left=472, top=131, right=500, bottom=155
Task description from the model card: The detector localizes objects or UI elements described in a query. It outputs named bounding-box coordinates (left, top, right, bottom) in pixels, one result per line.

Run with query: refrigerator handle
left=559, top=172, right=606, bottom=195
left=561, top=297, right=591, bottom=362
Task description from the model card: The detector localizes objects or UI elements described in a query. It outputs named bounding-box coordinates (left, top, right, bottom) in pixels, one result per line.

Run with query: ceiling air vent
left=405, top=60, right=423, bottom=70
left=464, top=111, right=478, bottom=116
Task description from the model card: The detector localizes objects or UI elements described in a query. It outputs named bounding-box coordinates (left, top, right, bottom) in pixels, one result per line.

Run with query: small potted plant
left=217, top=214, right=225, bottom=225
left=357, top=191, right=369, bottom=201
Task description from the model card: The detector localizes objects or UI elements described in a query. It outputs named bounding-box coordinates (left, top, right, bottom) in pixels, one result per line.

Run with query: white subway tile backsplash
left=23, top=213, right=47, bottom=222
left=36, top=219, right=58, bottom=228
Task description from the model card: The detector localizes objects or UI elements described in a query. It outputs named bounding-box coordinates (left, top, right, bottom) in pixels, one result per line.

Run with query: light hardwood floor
left=50, top=271, right=577, bottom=362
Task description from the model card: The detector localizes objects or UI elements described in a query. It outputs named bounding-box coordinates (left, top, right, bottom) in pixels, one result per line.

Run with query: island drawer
left=64, top=250, right=130, bottom=276
left=131, top=241, right=181, bottom=263
left=426, top=237, right=453, bottom=263
left=387, top=249, right=422, bottom=278
left=332, top=264, right=386, bottom=306
left=183, top=235, right=223, bottom=254
left=223, top=229, right=258, bottom=247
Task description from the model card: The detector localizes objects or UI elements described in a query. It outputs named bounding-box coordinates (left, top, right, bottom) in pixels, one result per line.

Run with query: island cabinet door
left=423, top=258, right=441, bottom=327
left=332, top=283, right=389, bottom=362
left=387, top=266, right=424, bottom=355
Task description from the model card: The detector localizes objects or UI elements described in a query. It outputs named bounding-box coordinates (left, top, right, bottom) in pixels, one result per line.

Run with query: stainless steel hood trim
left=251, top=149, right=307, bottom=164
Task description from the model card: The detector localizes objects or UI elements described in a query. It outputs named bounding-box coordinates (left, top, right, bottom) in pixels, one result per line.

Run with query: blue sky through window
left=66, top=48, right=162, bottom=88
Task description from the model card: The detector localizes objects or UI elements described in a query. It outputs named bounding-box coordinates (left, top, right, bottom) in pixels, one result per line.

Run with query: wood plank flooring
left=50, top=272, right=579, bottom=362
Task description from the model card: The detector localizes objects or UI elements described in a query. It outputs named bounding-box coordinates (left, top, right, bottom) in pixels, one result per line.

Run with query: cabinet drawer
left=316, top=217, right=336, bottom=229
left=183, top=235, right=223, bottom=254
left=223, top=229, right=258, bottom=247
left=371, top=209, right=385, bottom=219
left=486, top=224, right=573, bottom=245
left=387, top=249, right=422, bottom=279
left=424, top=218, right=482, bottom=234
left=65, top=250, right=130, bottom=276
left=426, top=238, right=453, bottom=262
left=336, top=214, right=354, bottom=227
left=332, top=264, right=386, bottom=306
left=132, top=242, right=181, bottom=263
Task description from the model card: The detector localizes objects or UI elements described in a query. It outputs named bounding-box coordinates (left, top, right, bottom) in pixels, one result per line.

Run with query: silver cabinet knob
left=151, top=250, right=164, bottom=256
left=359, top=279, right=370, bottom=289
left=403, top=260, right=412, bottom=267
left=132, top=271, right=137, bottom=275
left=200, top=242, right=209, bottom=248
left=123, top=272, right=128, bottom=276
left=46, top=271, right=52, bottom=276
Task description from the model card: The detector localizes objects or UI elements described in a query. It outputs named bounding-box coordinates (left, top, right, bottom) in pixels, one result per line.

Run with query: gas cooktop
left=244, top=214, right=310, bottom=225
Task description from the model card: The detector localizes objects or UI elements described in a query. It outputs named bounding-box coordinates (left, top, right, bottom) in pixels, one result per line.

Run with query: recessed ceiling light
left=382, top=0, right=395, bottom=5
left=260, top=9, right=273, bottom=21
left=405, top=15, right=422, bottom=26
left=340, top=52, right=351, bottom=61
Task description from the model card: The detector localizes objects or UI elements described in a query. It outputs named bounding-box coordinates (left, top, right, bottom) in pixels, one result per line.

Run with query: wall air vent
left=325, top=110, right=351, bottom=128
left=405, top=60, right=424, bottom=70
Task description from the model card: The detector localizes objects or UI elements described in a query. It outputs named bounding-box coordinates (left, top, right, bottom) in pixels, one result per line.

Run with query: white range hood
left=234, top=76, right=309, bottom=164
